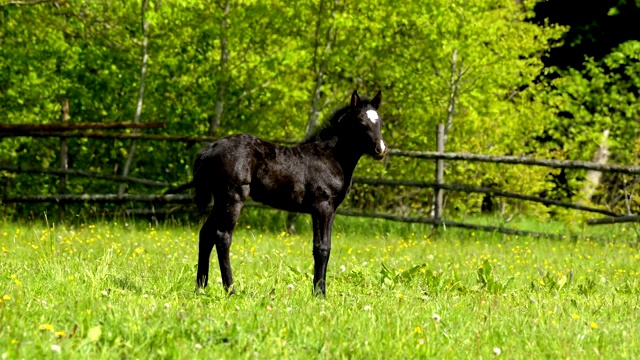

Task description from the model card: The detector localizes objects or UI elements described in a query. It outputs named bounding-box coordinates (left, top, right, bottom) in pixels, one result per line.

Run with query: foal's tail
left=192, top=149, right=212, bottom=212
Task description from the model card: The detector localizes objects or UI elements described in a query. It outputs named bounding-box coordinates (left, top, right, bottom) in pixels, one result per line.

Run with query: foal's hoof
left=195, top=286, right=207, bottom=295
left=313, top=289, right=327, bottom=299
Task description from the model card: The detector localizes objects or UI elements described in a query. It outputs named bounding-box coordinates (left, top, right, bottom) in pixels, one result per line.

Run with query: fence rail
left=1, top=194, right=573, bottom=239
left=0, top=121, right=166, bottom=132
left=3, top=121, right=638, bottom=237
left=587, top=215, right=640, bottom=225
left=1, top=166, right=171, bottom=187
left=353, top=177, right=619, bottom=217
left=388, top=149, right=640, bottom=175
left=1, top=194, right=192, bottom=204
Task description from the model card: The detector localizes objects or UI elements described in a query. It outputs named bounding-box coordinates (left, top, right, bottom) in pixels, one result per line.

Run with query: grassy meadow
left=1, top=210, right=640, bottom=359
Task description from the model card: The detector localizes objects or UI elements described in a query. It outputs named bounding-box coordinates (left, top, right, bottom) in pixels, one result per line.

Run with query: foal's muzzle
left=374, top=140, right=387, bottom=160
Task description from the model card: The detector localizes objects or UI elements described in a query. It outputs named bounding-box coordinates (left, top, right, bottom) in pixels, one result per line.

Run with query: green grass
left=1, top=212, right=640, bottom=359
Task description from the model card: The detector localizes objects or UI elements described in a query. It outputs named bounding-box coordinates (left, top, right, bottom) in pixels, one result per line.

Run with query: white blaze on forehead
left=366, top=110, right=379, bottom=124
left=379, top=140, right=386, bottom=153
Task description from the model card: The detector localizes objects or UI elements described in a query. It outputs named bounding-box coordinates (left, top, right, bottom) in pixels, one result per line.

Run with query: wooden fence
left=1, top=121, right=638, bottom=238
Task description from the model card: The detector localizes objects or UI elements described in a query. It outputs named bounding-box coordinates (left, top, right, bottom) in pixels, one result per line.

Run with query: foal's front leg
left=311, top=210, right=335, bottom=297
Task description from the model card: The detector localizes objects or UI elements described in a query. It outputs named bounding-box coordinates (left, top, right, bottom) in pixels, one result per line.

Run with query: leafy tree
left=1, top=0, right=579, bottom=220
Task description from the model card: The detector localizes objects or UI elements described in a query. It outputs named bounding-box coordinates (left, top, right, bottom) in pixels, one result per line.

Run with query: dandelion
left=432, top=313, right=441, bottom=322
left=2, top=295, right=10, bottom=301
left=39, top=324, right=54, bottom=331
left=590, top=322, right=598, bottom=329
left=50, top=344, right=61, bottom=353
left=54, top=331, right=66, bottom=338
left=572, top=314, right=580, bottom=320
left=493, top=347, right=502, bottom=356
left=363, top=305, right=372, bottom=311
left=413, top=326, right=422, bottom=334
left=397, top=293, right=404, bottom=300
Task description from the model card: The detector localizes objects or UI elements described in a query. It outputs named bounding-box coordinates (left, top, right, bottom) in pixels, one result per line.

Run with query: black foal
left=193, top=90, right=387, bottom=296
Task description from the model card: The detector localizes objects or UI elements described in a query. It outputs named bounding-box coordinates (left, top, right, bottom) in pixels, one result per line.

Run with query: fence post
left=434, top=123, right=445, bottom=224
left=59, top=99, right=69, bottom=222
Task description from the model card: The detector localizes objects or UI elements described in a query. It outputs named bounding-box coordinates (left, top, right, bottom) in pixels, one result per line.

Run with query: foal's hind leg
left=196, top=213, right=217, bottom=289
left=196, top=188, right=247, bottom=294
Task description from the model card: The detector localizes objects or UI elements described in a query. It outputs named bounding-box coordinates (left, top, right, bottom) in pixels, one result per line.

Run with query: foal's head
left=338, top=90, right=387, bottom=160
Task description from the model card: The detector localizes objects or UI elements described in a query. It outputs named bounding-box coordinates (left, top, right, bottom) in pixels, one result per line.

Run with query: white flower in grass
left=100, top=290, right=109, bottom=297
left=493, top=347, right=501, bottom=356
left=363, top=305, right=372, bottom=311
left=340, top=265, right=346, bottom=272
left=194, top=343, right=203, bottom=350
left=432, top=313, right=441, bottom=322
left=287, top=284, right=295, bottom=291
left=164, top=302, right=170, bottom=309
left=51, top=344, right=61, bottom=353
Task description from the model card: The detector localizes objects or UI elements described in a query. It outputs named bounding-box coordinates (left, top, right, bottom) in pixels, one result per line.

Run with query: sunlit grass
left=1, top=213, right=639, bottom=358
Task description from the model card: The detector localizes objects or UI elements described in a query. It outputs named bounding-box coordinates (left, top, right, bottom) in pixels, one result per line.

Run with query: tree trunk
left=59, top=98, right=69, bottom=221
left=208, top=0, right=231, bottom=135
left=119, top=0, right=150, bottom=196
left=579, top=129, right=610, bottom=204
left=288, top=0, right=338, bottom=234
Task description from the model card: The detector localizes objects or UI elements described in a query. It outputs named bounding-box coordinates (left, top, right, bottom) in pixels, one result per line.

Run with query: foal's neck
left=304, top=120, right=365, bottom=176
left=332, top=137, right=365, bottom=177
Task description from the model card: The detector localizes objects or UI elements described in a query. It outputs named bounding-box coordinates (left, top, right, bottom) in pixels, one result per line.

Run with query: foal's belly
left=249, top=182, right=309, bottom=213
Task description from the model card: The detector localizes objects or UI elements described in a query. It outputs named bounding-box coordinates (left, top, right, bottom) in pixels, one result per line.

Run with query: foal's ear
left=371, top=90, right=382, bottom=110
left=350, top=90, right=360, bottom=107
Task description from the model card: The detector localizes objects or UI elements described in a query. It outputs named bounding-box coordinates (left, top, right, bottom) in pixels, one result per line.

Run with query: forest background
left=1, top=0, right=639, bottom=220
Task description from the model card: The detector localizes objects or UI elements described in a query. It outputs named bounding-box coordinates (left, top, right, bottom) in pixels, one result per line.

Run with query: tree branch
left=119, top=0, right=150, bottom=196
left=0, top=0, right=54, bottom=6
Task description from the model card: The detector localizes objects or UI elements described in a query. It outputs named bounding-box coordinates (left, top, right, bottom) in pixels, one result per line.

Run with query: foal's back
left=197, top=134, right=345, bottom=213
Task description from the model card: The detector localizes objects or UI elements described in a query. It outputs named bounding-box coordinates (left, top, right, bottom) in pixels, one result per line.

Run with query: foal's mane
left=301, top=95, right=374, bottom=144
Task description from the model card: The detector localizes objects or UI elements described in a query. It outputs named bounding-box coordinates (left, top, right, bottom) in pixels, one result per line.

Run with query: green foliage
left=1, top=0, right=637, bottom=220
left=536, top=40, right=640, bottom=212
